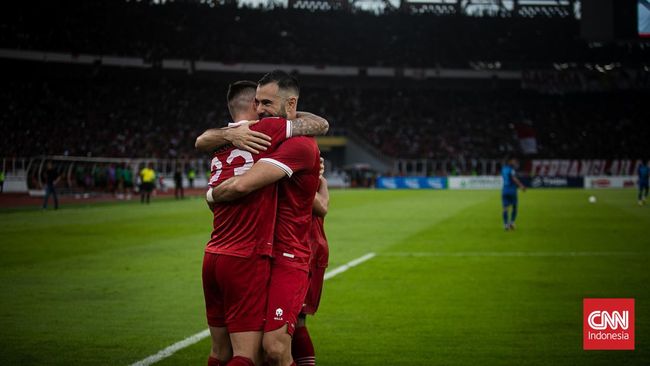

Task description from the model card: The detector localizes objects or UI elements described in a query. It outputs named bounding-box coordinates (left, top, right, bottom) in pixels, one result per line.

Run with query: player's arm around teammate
left=195, top=111, right=329, bottom=154
left=196, top=120, right=271, bottom=154
left=208, top=122, right=329, bottom=203
left=209, top=154, right=329, bottom=204
left=208, top=161, right=286, bottom=203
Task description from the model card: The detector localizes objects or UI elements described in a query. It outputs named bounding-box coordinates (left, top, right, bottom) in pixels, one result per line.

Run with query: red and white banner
left=527, top=160, right=648, bottom=177
left=515, top=122, right=537, bottom=155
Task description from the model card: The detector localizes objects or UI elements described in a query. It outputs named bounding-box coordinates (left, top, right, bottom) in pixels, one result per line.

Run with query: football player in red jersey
left=197, top=80, right=328, bottom=366
left=210, top=70, right=322, bottom=366
left=292, top=157, right=329, bottom=366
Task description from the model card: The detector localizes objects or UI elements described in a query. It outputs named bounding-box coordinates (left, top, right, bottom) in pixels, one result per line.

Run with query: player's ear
left=287, top=96, right=298, bottom=111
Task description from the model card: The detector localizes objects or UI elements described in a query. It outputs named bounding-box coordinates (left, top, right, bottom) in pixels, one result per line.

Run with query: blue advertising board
left=376, top=177, right=447, bottom=190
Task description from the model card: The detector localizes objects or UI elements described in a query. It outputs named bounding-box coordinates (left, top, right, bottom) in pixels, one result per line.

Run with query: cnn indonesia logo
left=583, top=298, right=635, bottom=350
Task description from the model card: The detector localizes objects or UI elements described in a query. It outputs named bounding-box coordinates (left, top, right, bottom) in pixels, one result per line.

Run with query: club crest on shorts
left=274, top=308, right=284, bottom=320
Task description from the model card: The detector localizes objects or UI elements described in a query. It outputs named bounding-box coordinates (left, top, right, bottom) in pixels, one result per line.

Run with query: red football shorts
left=202, top=252, right=270, bottom=333
left=264, top=262, right=309, bottom=336
left=302, top=266, right=326, bottom=315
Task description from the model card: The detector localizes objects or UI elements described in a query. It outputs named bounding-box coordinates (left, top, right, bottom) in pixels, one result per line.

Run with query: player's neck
left=233, top=115, right=252, bottom=122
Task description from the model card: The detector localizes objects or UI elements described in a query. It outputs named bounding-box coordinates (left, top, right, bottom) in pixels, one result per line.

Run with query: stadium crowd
left=2, top=1, right=649, bottom=161
left=1, top=75, right=648, bottom=160
left=1, top=0, right=649, bottom=69
left=301, top=87, right=649, bottom=160
left=0, top=78, right=228, bottom=159
left=523, top=68, right=650, bottom=94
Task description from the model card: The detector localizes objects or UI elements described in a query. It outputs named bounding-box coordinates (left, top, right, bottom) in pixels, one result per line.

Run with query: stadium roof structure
left=284, top=0, right=579, bottom=16
left=152, top=0, right=579, bottom=16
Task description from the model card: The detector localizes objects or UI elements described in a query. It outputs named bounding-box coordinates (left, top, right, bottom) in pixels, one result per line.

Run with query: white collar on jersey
left=228, top=120, right=249, bottom=127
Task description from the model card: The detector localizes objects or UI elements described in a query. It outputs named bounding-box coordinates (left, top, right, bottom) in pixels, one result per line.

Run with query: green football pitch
left=1, top=189, right=648, bottom=365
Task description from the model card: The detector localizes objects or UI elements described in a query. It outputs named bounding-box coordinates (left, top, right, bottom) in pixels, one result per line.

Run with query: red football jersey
left=205, top=117, right=290, bottom=257
left=309, top=215, right=329, bottom=268
left=259, top=136, right=321, bottom=271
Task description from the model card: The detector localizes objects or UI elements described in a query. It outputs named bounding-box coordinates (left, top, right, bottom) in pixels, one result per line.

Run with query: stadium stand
left=1, top=69, right=648, bottom=160
left=1, top=0, right=648, bottom=164
left=1, top=0, right=649, bottom=69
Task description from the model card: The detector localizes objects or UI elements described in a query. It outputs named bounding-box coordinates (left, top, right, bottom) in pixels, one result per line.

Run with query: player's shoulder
left=277, top=135, right=314, bottom=145
left=274, top=136, right=319, bottom=162
left=287, top=136, right=318, bottom=152
left=289, top=135, right=317, bottom=144
left=252, top=117, right=287, bottom=132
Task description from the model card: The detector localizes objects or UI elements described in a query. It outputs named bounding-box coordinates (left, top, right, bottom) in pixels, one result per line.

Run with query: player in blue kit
left=502, top=158, right=526, bottom=231
left=638, top=161, right=649, bottom=206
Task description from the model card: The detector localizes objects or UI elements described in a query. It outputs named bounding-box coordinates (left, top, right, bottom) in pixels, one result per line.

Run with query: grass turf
left=0, top=189, right=648, bottom=365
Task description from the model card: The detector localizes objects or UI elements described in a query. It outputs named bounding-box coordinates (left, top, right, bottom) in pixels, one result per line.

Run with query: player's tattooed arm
left=209, top=161, right=287, bottom=202
left=292, top=111, right=329, bottom=137
left=195, top=121, right=271, bottom=154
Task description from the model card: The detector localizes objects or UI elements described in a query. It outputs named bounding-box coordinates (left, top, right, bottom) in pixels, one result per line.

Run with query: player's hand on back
left=319, top=157, right=325, bottom=178
left=226, top=120, right=271, bottom=154
left=206, top=199, right=216, bottom=212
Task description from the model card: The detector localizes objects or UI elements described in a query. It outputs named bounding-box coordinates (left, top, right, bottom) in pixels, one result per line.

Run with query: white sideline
left=381, top=251, right=642, bottom=257
left=324, top=252, right=376, bottom=280
left=129, top=329, right=211, bottom=366
left=128, top=252, right=376, bottom=366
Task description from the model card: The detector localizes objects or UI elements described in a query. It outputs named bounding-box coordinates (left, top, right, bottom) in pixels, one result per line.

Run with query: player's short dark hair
left=226, top=80, right=257, bottom=103
left=226, top=80, right=256, bottom=118
left=258, top=70, right=300, bottom=97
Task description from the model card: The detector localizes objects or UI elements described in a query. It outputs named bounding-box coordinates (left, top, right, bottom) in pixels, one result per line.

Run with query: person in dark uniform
left=638, top=161, right=649, bottom=206
left=174, top=168, right=184, bottom=200
left=0, top=169, right=5, bottom=193
left=43, top=162, right=61, bottom=210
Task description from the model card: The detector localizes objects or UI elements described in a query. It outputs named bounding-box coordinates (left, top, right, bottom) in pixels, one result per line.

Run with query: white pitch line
left=324, top=252, right=376, bottom=280
left=381, top=251, right=643, bottom=257
left=129, top=329, right=211, bottom=366
left=129, top=252, right=376, bottom=366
